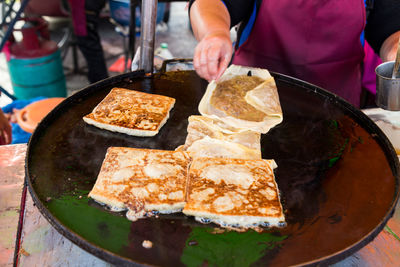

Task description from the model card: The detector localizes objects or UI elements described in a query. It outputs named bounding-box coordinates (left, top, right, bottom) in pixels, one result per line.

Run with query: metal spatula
left=392, top=37, right=400, bottom=79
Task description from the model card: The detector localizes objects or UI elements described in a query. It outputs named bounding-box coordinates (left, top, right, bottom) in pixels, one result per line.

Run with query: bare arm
left=190, top=0, right=230, bottom=41
left=380, top=31, right=400, bottom=62
left=190, top=0, right=233, bottom=81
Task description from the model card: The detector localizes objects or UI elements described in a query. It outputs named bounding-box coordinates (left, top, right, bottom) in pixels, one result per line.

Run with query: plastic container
left=7, top=17, right=67, bottom=99
left=130, top=46, right=141, bottom=71
left=8, top=50, right=67, bottom=99
left=16, top=97, right=65, bottom=133
left=154, top=43, right=173, bottom=70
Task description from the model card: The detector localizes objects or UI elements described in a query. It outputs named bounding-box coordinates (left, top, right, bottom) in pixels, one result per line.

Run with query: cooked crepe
left=178, top=116, right=261, bottom=159
left=210, top=75, right=266, bottom=122
left=181, top=115, right=261, bottom=151
left=198, top=65, right=283, bottom=134
left=83, top=88, right=175, bottom=137
left=187, top=136, right=261, bottom=160
left=183, top=157, right=285, bottom=231
left=89, top=147, right=191, bottom=221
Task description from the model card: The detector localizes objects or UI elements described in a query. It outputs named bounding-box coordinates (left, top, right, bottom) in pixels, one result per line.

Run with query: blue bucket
left=7, top=50, right=67, bottom=99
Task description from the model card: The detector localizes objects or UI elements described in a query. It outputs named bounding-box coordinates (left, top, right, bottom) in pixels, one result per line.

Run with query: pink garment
left=3, top=41, right=11, bottom=61
left=68, top=0, right=87, bottom=36
left=362, top=41, right=382, bottom=95
left=233, top=0, right=366, bottom=107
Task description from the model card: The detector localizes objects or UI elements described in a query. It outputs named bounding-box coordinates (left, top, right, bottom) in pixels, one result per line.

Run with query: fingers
left=194, top=41, right=216, bottom=81
left=0, top=131, right=5, bottom=145
left=4, top=123, right=12, bottom=144
left=0, top=110, right=12, bottom=145
left=0, top=127, right=11, bottom=145
left=193, top=34, right=232, bottom=81
left=215, top=52, right=232, bottom=81
left=193, top=43, right=208, bottom=80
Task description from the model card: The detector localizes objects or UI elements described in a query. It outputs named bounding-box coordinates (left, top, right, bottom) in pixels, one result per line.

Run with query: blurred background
left=0, top=1, right=197, bottom=107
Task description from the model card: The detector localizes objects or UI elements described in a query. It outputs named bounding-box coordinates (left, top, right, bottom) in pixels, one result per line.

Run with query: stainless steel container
left=375, top=61, right=400, bottom=111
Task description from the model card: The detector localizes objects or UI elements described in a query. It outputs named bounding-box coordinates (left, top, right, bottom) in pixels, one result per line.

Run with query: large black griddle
left=26, top=70, right=399, bottom=266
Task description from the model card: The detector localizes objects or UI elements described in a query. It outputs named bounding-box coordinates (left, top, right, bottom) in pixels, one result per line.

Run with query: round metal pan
left=26, top=69, right=399, bottom=266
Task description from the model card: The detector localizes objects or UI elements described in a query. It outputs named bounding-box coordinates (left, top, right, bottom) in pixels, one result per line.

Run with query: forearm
left=380, top=31, right=400, bottom=62
left=190, top=0, right=231, bottom=41
left=364, top=0, right=400, bottom=55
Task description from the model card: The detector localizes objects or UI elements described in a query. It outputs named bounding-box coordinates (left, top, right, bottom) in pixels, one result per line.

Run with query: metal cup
left=375, top=61, right=400, bottom=111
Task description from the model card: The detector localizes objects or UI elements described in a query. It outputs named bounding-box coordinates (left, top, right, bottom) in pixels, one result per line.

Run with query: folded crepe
left=176, top=115, right=261, bottom=159
left=186, top=136, right=261, bottom=160
left=198, top=65, right=283, bottom=134
left=181, top=115, right=261, bottom=150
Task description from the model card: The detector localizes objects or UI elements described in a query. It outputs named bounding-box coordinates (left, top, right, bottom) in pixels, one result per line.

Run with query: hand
left=193, top=31, right=233, bottom=82
left=380, top=31, right=400, bottom=62
left=0, top=109, right=12, bottom=145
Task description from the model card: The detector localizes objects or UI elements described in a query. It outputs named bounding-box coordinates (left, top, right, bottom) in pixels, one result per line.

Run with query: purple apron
left=233, top=0, right=366, bottom=107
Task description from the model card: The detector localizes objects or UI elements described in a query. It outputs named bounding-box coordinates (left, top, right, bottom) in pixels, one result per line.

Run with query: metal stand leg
left=0, top=85, right=16, bottom=100
left=71, top=35, right=79, bottom=74
left=0, top=0, right=31, bottom=100
left=123, top=34, right=128, bottom=72
left=129, top=0, right=139, bottom=68
left=0, top=0, right=30, bottom=52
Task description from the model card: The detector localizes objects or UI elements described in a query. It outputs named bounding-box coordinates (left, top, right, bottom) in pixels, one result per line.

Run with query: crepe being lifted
left=83, top=88, right=175, bottom=137
left=198, top=65, right=282, bottom=134
left=177, top=115, right=261, bottom=159
left=183, top=157, right=286, bottom=231
left=89, top=147, right=190, bottom=221
left=186, top=136, right=261, bottom=160
left=181, top=115, right=261, bottom=151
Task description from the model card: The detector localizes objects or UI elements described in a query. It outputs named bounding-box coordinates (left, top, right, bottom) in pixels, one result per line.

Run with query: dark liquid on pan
left=27, top=71, right=398, bottom=266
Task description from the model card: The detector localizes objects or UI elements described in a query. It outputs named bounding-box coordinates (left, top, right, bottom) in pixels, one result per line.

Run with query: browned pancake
left=89, top=147, right=191, bottom=221
left=210, top=75, right=266, bottom=122
left=183, top=157, right=285, bottom=231
left=83, top=88, right=175, bottom=136
left=198, top=65, right=283, bottom=134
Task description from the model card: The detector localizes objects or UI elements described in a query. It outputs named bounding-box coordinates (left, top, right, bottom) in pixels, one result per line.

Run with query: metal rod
left=0, top=85, right=16, bottom=100
left=0, top=0, right=16, bottom=27
left=139, top=0, right=158, bottom=74
left=129, top=0, right=138, bottom=67
left=0, top=0, right=29, bottom=52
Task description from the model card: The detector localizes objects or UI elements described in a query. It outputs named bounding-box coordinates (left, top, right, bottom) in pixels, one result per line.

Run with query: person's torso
left=233, top=0, right=366, bottom=106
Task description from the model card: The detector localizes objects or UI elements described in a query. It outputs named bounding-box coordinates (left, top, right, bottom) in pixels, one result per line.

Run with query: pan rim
left=25, top=70, right=400, bottom=266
